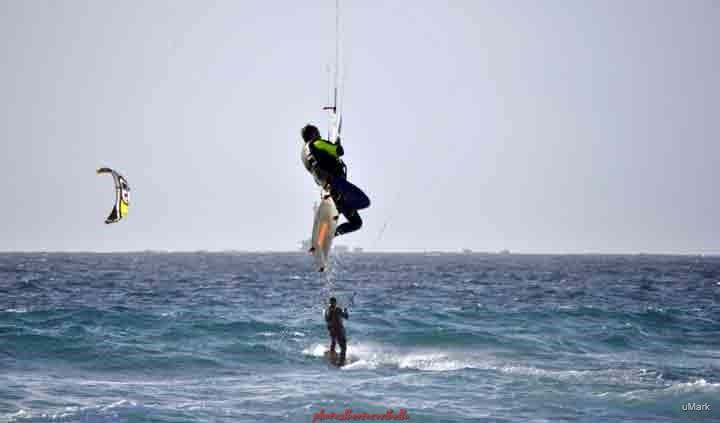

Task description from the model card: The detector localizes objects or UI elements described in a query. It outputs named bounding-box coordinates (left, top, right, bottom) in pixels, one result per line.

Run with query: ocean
left=1, top=253, right=718, bottom=422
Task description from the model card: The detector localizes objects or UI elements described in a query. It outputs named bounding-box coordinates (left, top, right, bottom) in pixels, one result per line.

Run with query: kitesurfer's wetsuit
left=308, top=138, right=346, bottom=180
left=307, top=138, right=362, bottom=236
left=325, top=304, right=349, bottom=364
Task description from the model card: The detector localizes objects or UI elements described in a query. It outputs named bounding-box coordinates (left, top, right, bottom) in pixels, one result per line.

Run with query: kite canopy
left=97, top=167, right=130, bottom=224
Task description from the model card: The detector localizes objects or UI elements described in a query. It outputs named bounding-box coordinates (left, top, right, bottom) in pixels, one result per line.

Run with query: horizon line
left=0, top=249, right=717, bottom=257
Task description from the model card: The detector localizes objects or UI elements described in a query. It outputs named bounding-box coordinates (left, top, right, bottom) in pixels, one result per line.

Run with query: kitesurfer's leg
left=338, top=329, right=347, bottom=365
left=332, top=190, right=345, bottom=215
left=336, top=210, right=362, bottom=236
left=329, top=330, right=337, bottom=353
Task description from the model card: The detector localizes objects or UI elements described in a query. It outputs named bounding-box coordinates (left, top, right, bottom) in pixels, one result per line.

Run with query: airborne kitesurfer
left=301, top=124, right=362, bottom=237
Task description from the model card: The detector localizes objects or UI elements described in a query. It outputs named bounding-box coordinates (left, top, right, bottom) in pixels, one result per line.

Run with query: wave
left=301, top=342, right=660, bottom=382
left=5, top=399, right=158, bottom=423
left=610, top=377, right=720, bottom=406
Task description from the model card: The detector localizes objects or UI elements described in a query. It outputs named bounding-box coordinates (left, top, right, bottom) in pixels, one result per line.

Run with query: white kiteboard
left=310, top=195, right=338, bottom=272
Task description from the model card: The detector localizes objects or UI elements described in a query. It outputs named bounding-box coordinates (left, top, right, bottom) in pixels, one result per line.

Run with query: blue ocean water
left=1, top=253, right=719, bottom=423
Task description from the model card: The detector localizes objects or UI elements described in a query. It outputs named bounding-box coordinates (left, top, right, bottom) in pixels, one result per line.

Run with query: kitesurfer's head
left=329, top=297, right=337, bottom=306
left=301, top=124, right=321, bottom=143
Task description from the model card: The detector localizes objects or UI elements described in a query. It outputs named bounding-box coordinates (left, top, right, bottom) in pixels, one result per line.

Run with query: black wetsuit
left=308, top=138, right=362, bottom=236
left=325, top=305, right=349, bottom=364
left=333, top=197, right=362, bottom=236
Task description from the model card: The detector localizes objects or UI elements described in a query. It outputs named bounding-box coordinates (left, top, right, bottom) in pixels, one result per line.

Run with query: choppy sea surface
left=1, top=253, right=719, bottom=422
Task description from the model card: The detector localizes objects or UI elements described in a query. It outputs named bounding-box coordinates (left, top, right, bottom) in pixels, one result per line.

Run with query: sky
left=1, top=0, right=718, bottom=254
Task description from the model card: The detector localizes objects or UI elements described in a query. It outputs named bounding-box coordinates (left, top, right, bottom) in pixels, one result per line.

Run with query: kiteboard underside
left=311, top=196, right=338, bottom=272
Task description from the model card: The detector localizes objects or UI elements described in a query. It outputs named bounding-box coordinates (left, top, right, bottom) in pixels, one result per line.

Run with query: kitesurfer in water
left=301, top=124, right=363, bottom=237
left=324, top=296, right=349, bottom=365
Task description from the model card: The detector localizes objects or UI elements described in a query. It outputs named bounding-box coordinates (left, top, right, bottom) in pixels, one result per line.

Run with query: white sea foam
left=614, top=377, right=720, bottom=401
left=2, top=399, right=146, bottom=423
left=303, top=343, right=327, bottom=358
left=100, top=399, right=139, bottom=412
left=666, top=378, right=720, bottom=393
left=302, top=341, right=672, bottom=394
left=303, top=342, right=484, bottom=371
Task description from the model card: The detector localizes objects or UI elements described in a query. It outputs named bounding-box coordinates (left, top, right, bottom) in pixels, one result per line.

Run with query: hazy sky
left=1, top=0, right=718, bottom=254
